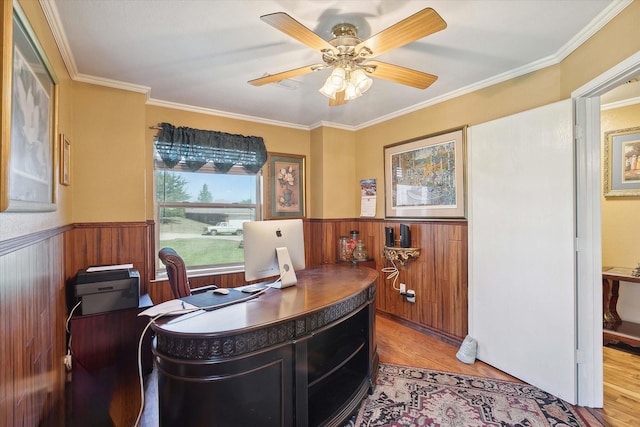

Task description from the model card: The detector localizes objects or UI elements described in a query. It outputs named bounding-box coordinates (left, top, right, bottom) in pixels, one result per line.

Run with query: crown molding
left=146, top=98, right=310, bottom=131
left=354, top=0, right=634, bottom=130
left=39, top=0, right=633, bottom=131
left=601, top=96, right=640, bottom=111
left=74, top=74, right=150, bottom=95
left=555, top=0, right=633, bottom=62
left=39, top=0, right=76, bottom=78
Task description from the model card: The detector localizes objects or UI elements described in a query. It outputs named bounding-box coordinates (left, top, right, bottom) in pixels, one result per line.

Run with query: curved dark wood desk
left=152, top=264, right=378, bottom=427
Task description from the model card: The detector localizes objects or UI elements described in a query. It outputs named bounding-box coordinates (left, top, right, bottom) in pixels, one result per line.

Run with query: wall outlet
left=406, top=289, right=416, bottom=303
left=399, top=283, right=407, bottom=293
left=64, top=354, right=72, bottom=371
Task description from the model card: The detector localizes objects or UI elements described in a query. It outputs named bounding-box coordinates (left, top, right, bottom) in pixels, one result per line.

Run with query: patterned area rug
left=353, top=363, right=600, bottom=427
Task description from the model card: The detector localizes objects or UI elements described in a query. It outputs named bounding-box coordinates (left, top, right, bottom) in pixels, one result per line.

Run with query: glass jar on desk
left=352, top=240, right=368, bottom=261
left=338, top=236, right=350, bottom=261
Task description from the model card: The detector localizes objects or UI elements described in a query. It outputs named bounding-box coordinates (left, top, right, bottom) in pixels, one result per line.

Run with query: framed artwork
left=1, top=2, right=58, bottom=212
left=264, top=152, right=305, bottom=219
left=384, top=127, right=466, bottom=219
left=604, top=126, right=640, bottom=197
left=60, top=134, right=70, bottom=185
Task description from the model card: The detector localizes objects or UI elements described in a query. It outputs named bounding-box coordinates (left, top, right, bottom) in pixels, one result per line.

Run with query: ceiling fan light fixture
left=319, top=66, right=349, bottom=99
left=344, top=82, right=361, bottom=101
left=328, top=67, right=346, bottom=90
left=254, top=8, right=447, bottom=106
left=319, top=77, right=338, bottom=99
left=351, top=69, right=373, bottom=94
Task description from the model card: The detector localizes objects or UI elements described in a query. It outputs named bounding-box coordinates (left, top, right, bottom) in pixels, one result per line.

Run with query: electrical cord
left=381, top=257, right=400, bottom=291
left=66, top=300, right=82, bottom=333
left=65, top=301, right=82, bottom=371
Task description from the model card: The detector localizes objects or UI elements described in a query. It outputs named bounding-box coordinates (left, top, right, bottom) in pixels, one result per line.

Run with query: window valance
left=154, top=122, right=267, bottom=173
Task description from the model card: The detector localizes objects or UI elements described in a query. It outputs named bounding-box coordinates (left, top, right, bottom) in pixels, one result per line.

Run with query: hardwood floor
left=141, top=314, right=640, bottom=426
left=600, top=345, right=640, bottom=427
left=376, top=314, right=517, bottom=381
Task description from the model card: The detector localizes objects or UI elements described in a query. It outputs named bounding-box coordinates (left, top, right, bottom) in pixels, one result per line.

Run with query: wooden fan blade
left=329, top=90, right=347, bottom=107
left=248, top=64, right=322, bottom=86
left=261, top=12, right=336, bottom=53
left=356, top=8, right=446, bottom=58
left=366, top=61, right=437, bottom=89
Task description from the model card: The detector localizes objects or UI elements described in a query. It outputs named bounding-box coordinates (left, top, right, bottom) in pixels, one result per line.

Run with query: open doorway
left=600, top=78, right=640, bottom=343
left=573, top=51, right=640, bottom=407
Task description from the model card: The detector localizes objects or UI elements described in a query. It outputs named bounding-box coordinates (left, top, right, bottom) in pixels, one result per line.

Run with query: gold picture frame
left=60, top=134, right=70, bottom=186
left=1, top=1, right=59, bottom=212
left=264, top=152, right=306, bottom=219
left=603, top=126, right=640, bottom=197
left=384, top=127, right=467, bottom=219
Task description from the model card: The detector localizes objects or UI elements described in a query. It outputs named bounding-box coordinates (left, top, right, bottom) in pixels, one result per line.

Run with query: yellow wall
left=72, top=83, right=147, bottom=222
left=312, top=126, right=357, bottom=218
left=601, top=104, right=640, bottom=268
left=309, top=127, right=324, bottom=218
left=3, top=1, right=640, bottom=234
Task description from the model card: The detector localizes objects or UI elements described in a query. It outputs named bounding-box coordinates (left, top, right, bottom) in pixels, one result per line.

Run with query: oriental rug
left=351, top=363, right=601, bottom=427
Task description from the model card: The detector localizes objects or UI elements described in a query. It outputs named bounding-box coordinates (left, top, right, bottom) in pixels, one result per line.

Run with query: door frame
left=573, top=51, right=640, bottom=407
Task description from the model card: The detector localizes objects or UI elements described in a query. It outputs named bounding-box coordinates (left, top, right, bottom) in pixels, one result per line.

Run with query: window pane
left=155, top=167, right=259, bottom=271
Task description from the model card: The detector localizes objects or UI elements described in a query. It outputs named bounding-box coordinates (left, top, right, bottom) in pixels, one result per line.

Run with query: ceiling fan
left=248, top=8, right=447, bottom=106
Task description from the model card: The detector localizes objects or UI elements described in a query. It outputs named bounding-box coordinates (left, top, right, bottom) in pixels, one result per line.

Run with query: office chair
left=158, top=247, right=218, bottom=298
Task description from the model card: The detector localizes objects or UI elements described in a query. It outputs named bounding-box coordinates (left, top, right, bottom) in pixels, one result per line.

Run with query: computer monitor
left=243, top=219, right=306, bottom=288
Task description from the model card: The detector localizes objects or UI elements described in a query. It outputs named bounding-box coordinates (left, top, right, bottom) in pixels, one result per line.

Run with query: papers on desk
left=138, top=299, right=198, bottom=317
left=86, top=263, right=134, bottom=272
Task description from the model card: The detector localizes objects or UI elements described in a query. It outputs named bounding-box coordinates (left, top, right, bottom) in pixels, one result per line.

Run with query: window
left=155, top=157, right=262, bottom=274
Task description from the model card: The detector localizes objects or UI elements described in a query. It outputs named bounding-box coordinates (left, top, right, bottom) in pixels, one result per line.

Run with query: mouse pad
left=180, top=289, right=257, bottom=311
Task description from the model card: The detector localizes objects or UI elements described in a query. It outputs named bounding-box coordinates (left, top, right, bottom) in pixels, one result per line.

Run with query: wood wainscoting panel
left=63, top=220, right=467, bottom=348
left=434, top=222, right=468, bottom=339
left=305, top=219, right=467, bottom=344
left=65, top=222, right=152, bottom=295
left=0, top=231, right=67, bottom=426
left=373, top=220, right=468, bottom=344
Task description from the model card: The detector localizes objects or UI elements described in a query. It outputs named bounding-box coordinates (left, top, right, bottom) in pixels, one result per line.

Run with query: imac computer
left=243, top=219, right=306, bottom=288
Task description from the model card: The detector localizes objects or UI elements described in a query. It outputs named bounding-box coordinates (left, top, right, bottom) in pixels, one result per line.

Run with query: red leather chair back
left=158, top=247, right=192, bottom=298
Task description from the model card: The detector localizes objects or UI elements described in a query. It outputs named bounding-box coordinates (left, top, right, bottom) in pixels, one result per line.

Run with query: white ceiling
left=43, top=0, right=630, bottom=130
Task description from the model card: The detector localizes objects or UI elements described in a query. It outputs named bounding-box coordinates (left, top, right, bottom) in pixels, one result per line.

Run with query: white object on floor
left=456, top=335, right=478, bottom=364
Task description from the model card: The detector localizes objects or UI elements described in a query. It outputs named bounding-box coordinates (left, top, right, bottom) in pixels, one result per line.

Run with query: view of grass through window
left=155, top=164, right=260, bottom=270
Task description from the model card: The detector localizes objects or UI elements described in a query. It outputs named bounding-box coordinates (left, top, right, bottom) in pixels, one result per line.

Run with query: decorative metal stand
left=383, top=246, right=421, bottom=266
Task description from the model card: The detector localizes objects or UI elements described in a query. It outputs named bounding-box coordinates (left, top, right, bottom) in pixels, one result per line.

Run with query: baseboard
left=375, top=310, right=464, bottom=347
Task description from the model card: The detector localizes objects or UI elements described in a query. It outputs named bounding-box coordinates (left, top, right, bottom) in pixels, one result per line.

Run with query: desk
left=603, top=267, right=640, bottom=347
left=69, top=294, right=153, bottom=426
left=152, top=264, right=378, bottom=427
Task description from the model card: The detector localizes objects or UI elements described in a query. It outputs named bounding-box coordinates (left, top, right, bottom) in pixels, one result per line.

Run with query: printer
left=74, top=268, right=140, bottom=315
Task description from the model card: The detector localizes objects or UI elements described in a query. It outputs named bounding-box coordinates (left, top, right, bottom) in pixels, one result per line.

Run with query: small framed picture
left=60, top=134, right=70, bottom=185
left=604, top=126, right=640, bottom=197
left=264, top=152, right=305, bottom=219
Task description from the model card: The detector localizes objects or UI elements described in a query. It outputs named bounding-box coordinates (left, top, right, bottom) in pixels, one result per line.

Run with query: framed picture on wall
left=60, top=134, right=70, bottom=186
left=264, top=152, right=305, bottom=219
left=604, top=126, right=640, bottom=197
left=384, top=127, right=467, bottom=219
left=1, top=3, right=59, bottom=212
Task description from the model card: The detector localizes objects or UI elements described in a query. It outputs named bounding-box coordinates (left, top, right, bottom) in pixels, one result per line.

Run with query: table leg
left=603, top=277, right=622, bottom=328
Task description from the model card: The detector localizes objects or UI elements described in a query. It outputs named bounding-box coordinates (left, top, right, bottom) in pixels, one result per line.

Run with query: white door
left=468, top=99, right=577, bottom=403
